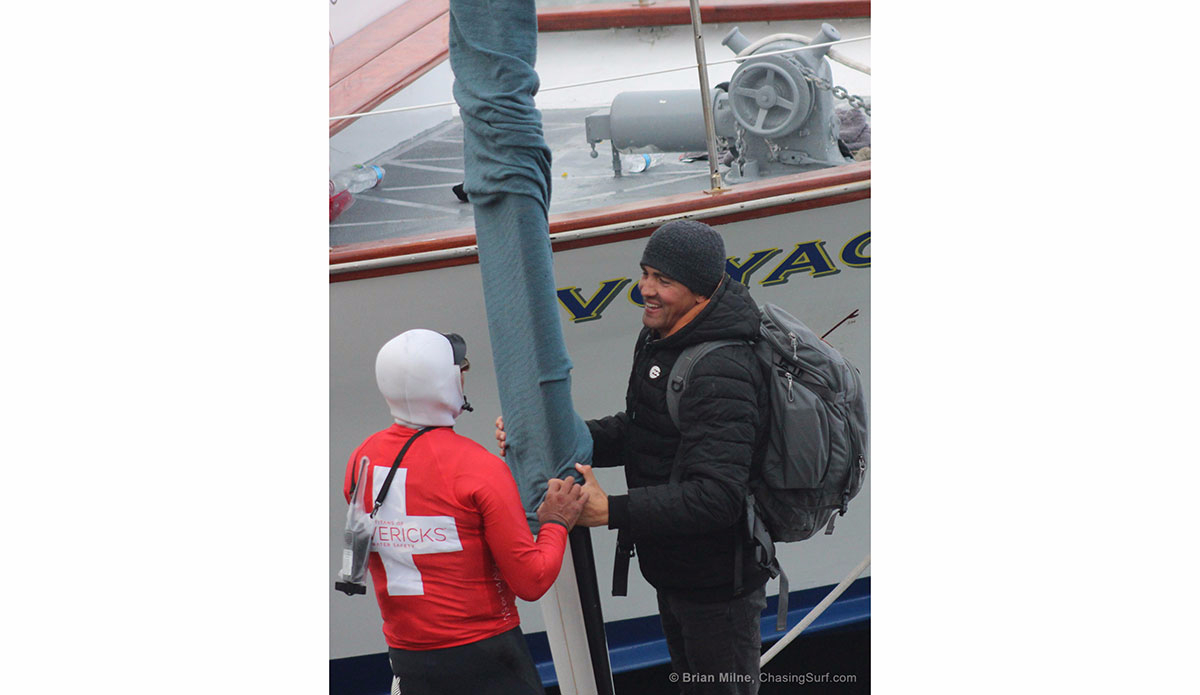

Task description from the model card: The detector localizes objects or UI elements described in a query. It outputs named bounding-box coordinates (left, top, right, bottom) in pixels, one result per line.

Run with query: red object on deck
left=330, top=189, right=355, bottom=222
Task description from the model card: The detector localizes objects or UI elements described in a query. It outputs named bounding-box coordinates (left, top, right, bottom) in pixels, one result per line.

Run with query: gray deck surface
left=330, top=107, right=719, bottom=247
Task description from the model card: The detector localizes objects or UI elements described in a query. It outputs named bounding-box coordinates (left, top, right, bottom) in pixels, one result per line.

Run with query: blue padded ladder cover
left=449, top=0, right=594, bottom=524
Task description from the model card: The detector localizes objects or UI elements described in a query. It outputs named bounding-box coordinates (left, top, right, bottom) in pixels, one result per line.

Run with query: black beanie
left=640, top=220, right=726, bottom=297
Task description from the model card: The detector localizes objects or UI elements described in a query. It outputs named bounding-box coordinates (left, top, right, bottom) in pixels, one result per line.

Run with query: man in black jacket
left=500, top=220, right=770, bottom=693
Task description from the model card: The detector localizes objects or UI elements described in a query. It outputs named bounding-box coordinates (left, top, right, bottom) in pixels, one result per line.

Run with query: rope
left=759, top=553, right=871, bottom=668
left=736, top=33, right=871, bottom=75
left=329, top=35, right=871, bottom=122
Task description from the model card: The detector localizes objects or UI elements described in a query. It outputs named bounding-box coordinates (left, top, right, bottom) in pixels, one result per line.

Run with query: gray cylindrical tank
left=608, top=90, right=709, bottom=153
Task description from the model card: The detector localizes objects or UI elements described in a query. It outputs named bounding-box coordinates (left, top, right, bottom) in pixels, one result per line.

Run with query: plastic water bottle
left=331, top=164, right=385, bottom=194
left=620, top=153, right=665, bottom=173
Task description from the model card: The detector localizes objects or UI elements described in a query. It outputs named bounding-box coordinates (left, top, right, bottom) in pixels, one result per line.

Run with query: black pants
left=658, top=585, right=768, bottom=695
left=388, top=626, right=544, bottom=695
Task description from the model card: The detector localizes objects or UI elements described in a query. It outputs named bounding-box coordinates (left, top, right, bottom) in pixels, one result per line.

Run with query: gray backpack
left=666, top=303, right=868, bottom=626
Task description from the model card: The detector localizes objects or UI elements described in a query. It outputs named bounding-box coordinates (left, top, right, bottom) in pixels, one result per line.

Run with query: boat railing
left=328, top=34, right=870, bottom=127
left=329, top=0, right=451, bottom=137
left=329, top=0, right=870, bottom=133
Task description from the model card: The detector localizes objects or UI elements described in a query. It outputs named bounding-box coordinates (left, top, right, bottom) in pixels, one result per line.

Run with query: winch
left=584, top=23, right=860, bottom=182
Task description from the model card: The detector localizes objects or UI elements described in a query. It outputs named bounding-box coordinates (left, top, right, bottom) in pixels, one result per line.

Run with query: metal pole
left=686, top=0, right=723, bottom=193
left=570, top=527, right=616, bottom=695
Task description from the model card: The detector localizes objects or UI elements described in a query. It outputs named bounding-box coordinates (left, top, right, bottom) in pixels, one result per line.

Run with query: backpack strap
left=612, top=530, right=634, bottom=597
left=747, top=494, right=788, bottom=630
left=371, top=426, right=438, bottom=518
left=665, top=339, right=745, bottom=477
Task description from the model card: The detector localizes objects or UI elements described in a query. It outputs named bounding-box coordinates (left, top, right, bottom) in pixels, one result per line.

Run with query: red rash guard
left=344, top=424, right=568, bottom=650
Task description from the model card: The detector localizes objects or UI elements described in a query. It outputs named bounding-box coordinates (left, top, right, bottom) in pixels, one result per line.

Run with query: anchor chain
left=734, top=123, right=748, bottom=177
left=780, top=52, right=871, bottom=116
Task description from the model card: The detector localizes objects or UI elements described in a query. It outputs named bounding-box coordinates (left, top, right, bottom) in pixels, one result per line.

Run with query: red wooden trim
left=333, top=254, right=482, bottom=284
left=331, top=230, right=480, bottom=266
left=547, top=187, right=870, bottom=253
left=537, top=0, right=869, bottom=32
left=329, top=14, right=451, bottom=136
left=331, top=186, right=869, bottom=283
left=330, top=161, right=869, bottom=282
left=330, top=0, right=450, bottom=86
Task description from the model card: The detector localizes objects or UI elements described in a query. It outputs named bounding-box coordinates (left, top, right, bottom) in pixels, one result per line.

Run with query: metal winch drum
left=585, top=23, right=854, bottom=181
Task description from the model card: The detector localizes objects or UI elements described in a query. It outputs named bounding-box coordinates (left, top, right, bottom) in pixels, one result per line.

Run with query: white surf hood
left=375, top=329, right=466, bottom=428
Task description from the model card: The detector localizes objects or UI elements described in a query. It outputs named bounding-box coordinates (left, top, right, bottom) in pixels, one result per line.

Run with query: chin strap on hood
left=375, top=329, right=467, bottom=428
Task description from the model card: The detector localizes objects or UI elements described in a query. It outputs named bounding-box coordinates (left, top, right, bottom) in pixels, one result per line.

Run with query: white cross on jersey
left=371, top=466, right=462, bottom=596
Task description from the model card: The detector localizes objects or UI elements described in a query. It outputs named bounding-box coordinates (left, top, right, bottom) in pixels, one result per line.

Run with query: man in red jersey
left=343, top=329, right=587, bottom=695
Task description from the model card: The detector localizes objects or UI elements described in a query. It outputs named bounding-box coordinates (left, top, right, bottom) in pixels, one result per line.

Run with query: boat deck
left=330, top=106, right=735, bottom=247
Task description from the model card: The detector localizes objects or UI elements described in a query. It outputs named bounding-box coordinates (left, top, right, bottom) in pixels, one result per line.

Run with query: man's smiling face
left=638, top=264, right=705, bottom=335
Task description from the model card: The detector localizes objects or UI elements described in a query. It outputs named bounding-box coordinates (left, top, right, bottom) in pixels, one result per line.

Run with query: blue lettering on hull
left=556, top=232, right=869, bottom=323
left=556, top=278, right=632, bottom=323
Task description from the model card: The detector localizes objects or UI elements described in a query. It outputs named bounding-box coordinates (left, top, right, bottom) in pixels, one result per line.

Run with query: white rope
left=737, top=33, right=871, bottom=75
left=829, top=49, right=871, bottom=75
left=759, top=553, right=871, bottom=668
left=329, top=35, right=870, bottom=122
